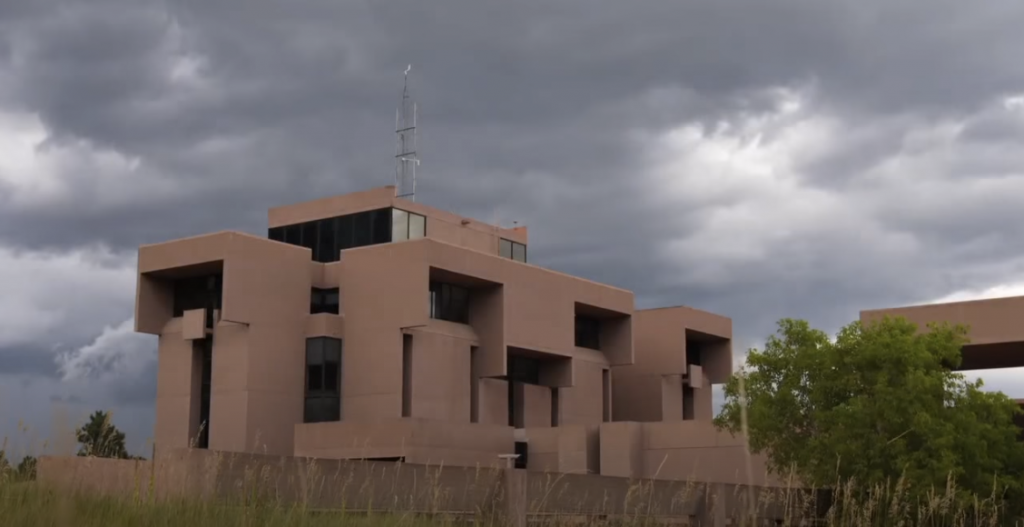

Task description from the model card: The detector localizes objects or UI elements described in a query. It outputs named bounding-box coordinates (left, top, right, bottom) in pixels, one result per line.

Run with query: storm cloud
left=3, top=0, right=1024, bottom=453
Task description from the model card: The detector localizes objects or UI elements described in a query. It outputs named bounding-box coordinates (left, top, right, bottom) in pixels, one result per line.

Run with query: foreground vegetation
left=1, top=471, right=1023, bottom=527
left=716, top=315, right=1024, bottom=523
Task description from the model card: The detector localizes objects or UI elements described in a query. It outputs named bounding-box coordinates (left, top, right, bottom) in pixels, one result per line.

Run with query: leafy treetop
left=75, top=410, right=130, bottom=460
left=714, top=316, right=1024, bottom=508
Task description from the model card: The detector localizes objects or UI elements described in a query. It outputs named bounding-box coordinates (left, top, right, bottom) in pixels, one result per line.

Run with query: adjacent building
left=861, top=296, right=1024, bottom=438
left=138, top=186, right=771, bottom=484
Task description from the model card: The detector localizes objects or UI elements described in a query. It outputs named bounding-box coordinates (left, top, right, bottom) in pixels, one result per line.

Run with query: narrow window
left=500, top=239, right=513, bottom=259
left=512, top=242, right=527, bottom=263
left=602, top=369, right=612, bottom=422
left=284, top=225, right=301, bottom=246
left=392, top=208, right=410, bottom=241
left=304, top=337, right=341, bottom=423
left=550, top=387, right=559, bottom=427
left=301, top=221, right=318, bottom=256
left=402, top=335, right=413, bottom=418
left=195, top=337, right=213, bottom=449
left=353, top=211, right=371, bottom=247
left=409, top=212, right=426, bottom=239
left=317, top=218, right=337, bottom=263
left=336, top=215, right=354, bottom=251
left=683, top=385, right=695, bottom=421
left=470, top=346, right=479, bottom=423
left=575, top=316, right=601, bottom=350
left=371, top=208, right=392, bottom=245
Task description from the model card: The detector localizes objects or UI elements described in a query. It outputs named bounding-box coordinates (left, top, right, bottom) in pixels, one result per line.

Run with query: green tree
left=715, top=316, right=1024, bottom=508
left=75, top=410, right=130, bottom=459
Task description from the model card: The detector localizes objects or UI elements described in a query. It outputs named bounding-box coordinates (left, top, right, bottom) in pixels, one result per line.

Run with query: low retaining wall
left=37, top=449, right=821, bottom=525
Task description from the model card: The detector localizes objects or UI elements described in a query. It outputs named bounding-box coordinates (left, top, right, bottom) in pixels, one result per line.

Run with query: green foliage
left=715, top=316, right=1024, bottom=511
left=75, top=410, right=130, bottom=459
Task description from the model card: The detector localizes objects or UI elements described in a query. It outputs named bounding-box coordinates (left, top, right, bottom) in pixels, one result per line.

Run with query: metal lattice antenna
left=395, top=65, right=419, bottom=201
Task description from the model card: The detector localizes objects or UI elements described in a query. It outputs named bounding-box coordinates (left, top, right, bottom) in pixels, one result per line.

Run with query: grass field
left=2, top=462, right=1021, bottom=527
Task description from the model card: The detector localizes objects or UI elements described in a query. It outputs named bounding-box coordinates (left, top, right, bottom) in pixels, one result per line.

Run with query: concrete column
left=502, top=468, right=527, bottom=527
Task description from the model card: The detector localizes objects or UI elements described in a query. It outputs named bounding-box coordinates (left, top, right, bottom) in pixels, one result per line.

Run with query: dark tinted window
left=317, top=218, right=337, bottom=263
left=575, top=316, right=601, bottom=350
left=311, top=288, right=340, bottom=315
left=500, top=239, right=513, bottom=259
left=172, top=274, right=223, bottom=318
left=508, top=355, right=541, bottom=385
left=305, top=337, right=342, bottom=423
left=301, top=222, right=317, bottom=253
left=337, top=215, right=354, bottom=251
left=429, top=281, right=470, bottom=324
left=275, top=208, right=395, bottom=263
left=371, top=209, right=391, bottom=244
left=284, top=225, right=301, bottom=245
left=353, top=211, right=371, bottom=246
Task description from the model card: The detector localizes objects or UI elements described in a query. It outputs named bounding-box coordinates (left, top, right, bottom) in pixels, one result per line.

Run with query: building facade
left=138, top=186, right=772, bottom=483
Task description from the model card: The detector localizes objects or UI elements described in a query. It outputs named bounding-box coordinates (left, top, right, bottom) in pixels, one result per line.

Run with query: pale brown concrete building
left=138, top=186, right=772, bottom=484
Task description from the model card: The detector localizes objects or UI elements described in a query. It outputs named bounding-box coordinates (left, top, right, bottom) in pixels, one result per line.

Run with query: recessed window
left=310, top=288, right=340, bottom=315
left=575, top=315, right=601, bottom=350
left=499, top=238, right=527, bottom=263
left=172, top=275, right=222, bottom=319
left=429, top=281, right=469, bottom=324
left=683, top=385, right=695, bottom=421
left=305, top=337, right=341, bottom=423
left=507, top=355, right=542, bottom=385
left=392, top=208, right=427, bottom=242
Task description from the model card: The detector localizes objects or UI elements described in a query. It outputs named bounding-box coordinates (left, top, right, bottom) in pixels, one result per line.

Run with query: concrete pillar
left=502, top=468, right=527, bottom=527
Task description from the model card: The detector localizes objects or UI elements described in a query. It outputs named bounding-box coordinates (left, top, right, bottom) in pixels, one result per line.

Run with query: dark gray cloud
left=3, top=0, right=1024, bottom=446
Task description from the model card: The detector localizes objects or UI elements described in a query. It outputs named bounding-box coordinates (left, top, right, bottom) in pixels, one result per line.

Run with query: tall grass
left=2, top=409, right=1022, bottom=526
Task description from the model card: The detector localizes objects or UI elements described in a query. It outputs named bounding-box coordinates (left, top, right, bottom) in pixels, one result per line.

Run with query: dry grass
left=1, top=408, right=1022, bottom=526
left=1, top=450, right=1022, bottom=527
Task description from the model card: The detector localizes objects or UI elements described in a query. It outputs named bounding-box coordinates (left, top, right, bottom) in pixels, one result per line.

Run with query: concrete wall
left=37, top=449, right=818, bottom=524
left=599, top=421, right=784, bottom=487
left=614, top=306, right=732, bottom=423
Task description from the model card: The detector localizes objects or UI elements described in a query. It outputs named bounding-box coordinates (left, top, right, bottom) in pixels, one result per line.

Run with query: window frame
left=574, top=315, right=602, bottom=350
left=310, top=287, right=340, bottom=315
left=499, top=238, right=527, bottom=263
left=304, top=337, right=342, bottom=423
left=429, top=280, right=470, bottom=324
left=392, top=208, right=426, bottom=242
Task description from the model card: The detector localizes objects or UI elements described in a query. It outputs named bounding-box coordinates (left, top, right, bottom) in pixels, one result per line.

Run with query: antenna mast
left=395, top=65, right=419, bottom=201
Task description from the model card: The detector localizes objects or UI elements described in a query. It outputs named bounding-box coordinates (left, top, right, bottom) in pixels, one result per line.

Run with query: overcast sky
left=3, top=0, right=1024, bottom=458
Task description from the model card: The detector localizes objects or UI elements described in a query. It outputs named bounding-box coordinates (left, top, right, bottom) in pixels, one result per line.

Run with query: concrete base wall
left=599, top=421, right=786, bottom=486
left=294, top=418, right=515, bottom=468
